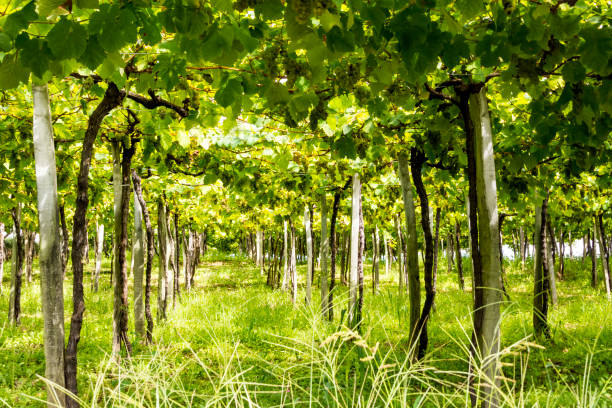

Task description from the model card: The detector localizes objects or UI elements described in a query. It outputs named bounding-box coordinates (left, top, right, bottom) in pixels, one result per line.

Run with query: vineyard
left=0, top=0, right=610, bottom=407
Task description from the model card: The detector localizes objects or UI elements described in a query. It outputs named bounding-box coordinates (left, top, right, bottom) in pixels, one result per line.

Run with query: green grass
left=0, top=252, right=610, bottom=407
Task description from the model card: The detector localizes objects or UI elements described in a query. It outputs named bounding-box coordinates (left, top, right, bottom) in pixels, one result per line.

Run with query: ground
left=0, top=252, right=610, bottom=407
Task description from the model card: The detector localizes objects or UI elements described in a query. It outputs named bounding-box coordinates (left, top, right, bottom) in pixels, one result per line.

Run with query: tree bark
left=174, top=213, right=181, bottom=303
left=498, top=215, right=510, bottom=300
left=590, top=230, right=597, bottom=288
left=372, top=225, right=380, bottom=293
left=157, top=198, right=169, bottom=320
left=131, top=170, right=154, bottom=344
left=188, top=231, right=200, bottom=289
left=8, top=203, right=24, bottom=325
left=384, top=234, right=390, bottom=277
left=256, top=230, right=264, bottom=275
left=166, top=214, right=175, bottom=308
left=340, top=230, right=348, bottom=285
left=447, top=232, right=454, bottom=275
left=65, top=83, right=125, bottom=407
left=519, top=227, right=526, bottom=270
left=133, top=182, right=145, bottom=339
left=397, top=152, right=421, bottom=345
left=182, top=229, right=189, bottom=291
left=24, top=231, right=35, bottom=283
left=394, top=215, right=404, bottom=291
left=596, top=214, right=611, bottom=300
left=459, top=86, right=503, bottom=408
left=282, top=220, right=289, bottom=290
left=455, top=222, right=465, bottom=290
left=545, top=219, right=558, bottom=306
left=533, top=197, right=550, bottom=338
left=93, top=223, right=103, bottom=292
left=358, top=193, right=365, bottom=331
left=329, top=189, right=342, bottom=321
left=433, top=208, right=441, bottom=283
left=0, top=223, right=4, bottom=295
left=410, top=148, right=435, bottom=360
left=558, top=230, right=565, bottom=279
left=112, top=141, right=134, bottom=357
left=304, top=206, right=313, bottom=305
left=110, top=140, right=122, bottom=354
left=33, top=84, right=66, bottom=407
left=320, top=195, right=329, bottom=315
left=59, top=205, right=69, bottom=277
left=289, top=218, right=297, bottom=304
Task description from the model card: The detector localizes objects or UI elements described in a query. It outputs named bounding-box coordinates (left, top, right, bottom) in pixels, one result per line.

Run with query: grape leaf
left=47, top=18, right=88, bottom=59
left=74, top=0, right=99, bottom=9
left=0, top=33, right=12, bottom=52
left=3, top=1, right=37, bottom=38
left=562, top=61, right=586, bottom=84
left=255, top=0, right=283, bottom=20
left=0, top=54, right=29, bottom=90
left=38, top=0, right=66, bottom=17
left=215, top=78, right=243, bottom=107
left=15, top=33, right=51, bottom=78
left=79, top=35, right=106, bottom=70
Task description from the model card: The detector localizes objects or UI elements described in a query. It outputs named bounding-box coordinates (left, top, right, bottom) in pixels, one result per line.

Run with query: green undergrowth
left=0, top=254, right=610, bottom=407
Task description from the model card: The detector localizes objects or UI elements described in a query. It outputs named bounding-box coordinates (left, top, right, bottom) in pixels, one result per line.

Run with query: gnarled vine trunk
left=8, top=203, right=24, bottom=325
left=133, top=183, right=145, bottom=338
left=289, top=218, right=297, bottom=304
left=455, top=222, right=465, bottom=291
left=533, top=197, right=550, bottom=338
left=158, top=199, right=169, bottom=320
left=65, top=83, right=125, bottom=408
left=320, top=195, right=329, bottom=315
left=111, top=141, right=134, bottom=357
left=131, top=170, right=154, bottom=344
left=397, top=152, right=420, bottom=347
left=93, top=223, right=103, bottom=292
left=411, top=148, right=436, bottom=360
left=0, top=223, right=4, bottom=295
left=304, top=206, right=313, bottom=305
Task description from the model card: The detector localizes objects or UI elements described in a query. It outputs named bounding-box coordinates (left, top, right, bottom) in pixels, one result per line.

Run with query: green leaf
left=456, top=0, right=485, bottom=21
left=0, top=54, right=29, bottom=90
left=74, top=0, right=99, bottom=9
left=215, top=78, right=243, bottom=107
left=38, top=0, right=65, bottom=17
left=154, top=54, right=186, bottom=90
left=211, top=0, right=232, bottom=13
left=3, top=1, right=37, bottom=38
left=79, top=35, right=106, bottom=70
left=265, top=83, right=290, bottom=105
left=255, top=0, right=283, bottom=20
left=326, top=26, right=354, bottom=53
left=319, top=10, right=341, bottom=31
left=138, top=11, right=162, bottom=46
left=89, top=4, right=137, bottom=53
left=579, top=26, right=612, bottom=74
left=0, top=33, right=12, bottom=52
left=562, top=61, right=586, bottom=84
left=15, top=33, right=51, bottom=78
left=201, top=30, right=228, bottom=61
left=442, top=36, right=469, bottom=68
left=203, top=173, right=217, bottom=184
left=333, top=133, right=356, bottom=159
left=47, top=18, right=88, bottom=59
